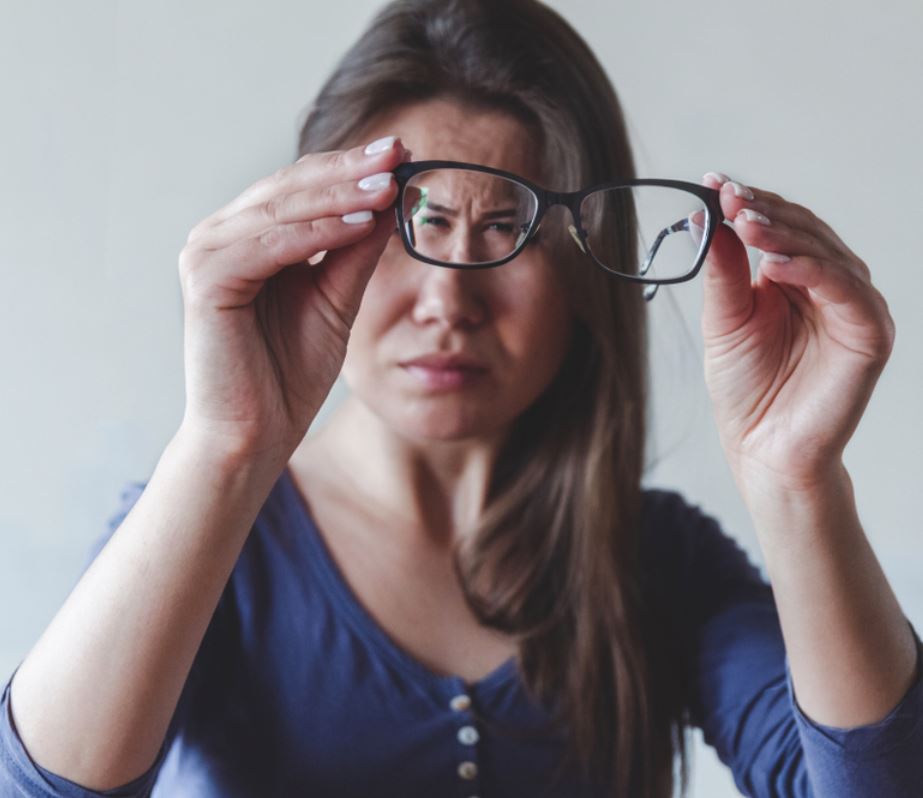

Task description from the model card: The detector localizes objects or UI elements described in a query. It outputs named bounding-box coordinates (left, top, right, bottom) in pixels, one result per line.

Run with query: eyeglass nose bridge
left=533, top=190, right=590, bottom=255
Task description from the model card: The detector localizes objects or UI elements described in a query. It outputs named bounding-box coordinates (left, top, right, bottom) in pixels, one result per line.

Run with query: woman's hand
left=176, top=136, right=410, bottom=463
left=698, top=172, right=895, bottom=494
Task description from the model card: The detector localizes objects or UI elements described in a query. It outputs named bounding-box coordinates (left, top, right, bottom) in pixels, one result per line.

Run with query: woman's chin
left=390, top=407, right=508, bottom=444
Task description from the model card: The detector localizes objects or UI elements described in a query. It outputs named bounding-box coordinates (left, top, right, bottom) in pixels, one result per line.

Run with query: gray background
left=1, top=1, right=921, bottom=795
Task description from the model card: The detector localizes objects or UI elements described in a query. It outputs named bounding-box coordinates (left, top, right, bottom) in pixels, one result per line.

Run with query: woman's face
left=342, top=97, right=575, bottom=442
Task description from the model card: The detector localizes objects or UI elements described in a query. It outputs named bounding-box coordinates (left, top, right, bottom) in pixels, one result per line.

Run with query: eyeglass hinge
left=566, top=224, right=587, bottom=254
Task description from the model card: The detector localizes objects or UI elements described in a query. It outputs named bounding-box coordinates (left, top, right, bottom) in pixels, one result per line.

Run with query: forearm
left=740, top=462, right=918, bottom=729
left=9, top=429, right=283, bottom=791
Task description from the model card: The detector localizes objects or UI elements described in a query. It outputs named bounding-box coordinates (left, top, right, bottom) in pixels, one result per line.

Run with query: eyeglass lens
left=579, top=186, right=709, bottom=280
left=401, top=169, right=538, bottom=267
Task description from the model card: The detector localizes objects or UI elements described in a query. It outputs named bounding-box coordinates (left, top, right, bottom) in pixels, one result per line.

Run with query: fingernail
left=728, top=181, right=755, bottom=200
left=342, top=210, right=374, bottom=224
left=358, top=172, right=393, bottom=191
left=703, top=171, right=730, bottom=186
left=762, top=252, right=792, bottom=263
left=736, top=208, right=770, bottom=226
left=364, top=136, right=397, bottom=155
left=687, top=212, right=706, bottom=246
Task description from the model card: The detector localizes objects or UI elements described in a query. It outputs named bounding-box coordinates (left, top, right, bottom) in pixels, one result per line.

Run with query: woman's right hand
left=176, top=135, right=410, bottom=464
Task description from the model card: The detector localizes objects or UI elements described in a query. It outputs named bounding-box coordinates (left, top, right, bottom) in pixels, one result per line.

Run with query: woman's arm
left=8, top=429, right=281, bottom=791
left=7, top=135, right=408, bottom=793
left=741, top=466, right=918, bottom=728
left=698, top=171, right=917, bottom=730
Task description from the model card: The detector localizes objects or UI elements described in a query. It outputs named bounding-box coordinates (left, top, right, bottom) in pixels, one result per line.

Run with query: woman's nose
left=410, top=264, right=488, bottom=329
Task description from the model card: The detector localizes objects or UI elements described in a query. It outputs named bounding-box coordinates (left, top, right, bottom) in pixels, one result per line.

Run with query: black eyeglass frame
left=392, top=159, right=725, bottom=286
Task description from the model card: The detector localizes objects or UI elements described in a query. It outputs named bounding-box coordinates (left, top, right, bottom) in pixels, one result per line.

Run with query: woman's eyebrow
left=424, top=200, right=519, bottom=220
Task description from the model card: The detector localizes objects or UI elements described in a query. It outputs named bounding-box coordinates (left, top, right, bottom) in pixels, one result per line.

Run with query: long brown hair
left=297, top=1, right=690, bottom=796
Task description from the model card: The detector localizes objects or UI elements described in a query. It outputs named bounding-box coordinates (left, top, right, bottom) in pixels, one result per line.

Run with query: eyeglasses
left=392, top=160, right=724, bottom=301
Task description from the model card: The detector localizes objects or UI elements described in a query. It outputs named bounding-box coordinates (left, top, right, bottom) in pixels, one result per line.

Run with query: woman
left=2, top=0, right=920, bottom=796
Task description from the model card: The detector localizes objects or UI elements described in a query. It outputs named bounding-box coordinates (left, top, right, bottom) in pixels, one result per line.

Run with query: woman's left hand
left=699, top=172, right=895, bottom=493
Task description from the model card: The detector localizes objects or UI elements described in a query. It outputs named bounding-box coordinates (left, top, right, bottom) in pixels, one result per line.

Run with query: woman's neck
left=293, top=393, right=506, bottom=547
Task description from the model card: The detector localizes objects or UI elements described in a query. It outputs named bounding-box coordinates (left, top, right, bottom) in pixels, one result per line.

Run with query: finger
left=307, top=211, right=398, bottom=329
left=190, top=172, right=399, bottom=249
left=181, top=212, right=381, bottom=309
left=758, top=254, right=896, bottom=363
left=195, top=136, right=410, bottom=231
left=730, top=206, right=831, bottom=262
left=701, top=216, right=754, bottom=339
left=757, top=253, right=888, bottom=330
left=703, top=173, right=849, bottom=258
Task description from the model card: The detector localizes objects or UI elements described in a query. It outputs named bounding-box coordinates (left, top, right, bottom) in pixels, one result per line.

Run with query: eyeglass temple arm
left=639, top=217, right=687, bottom=302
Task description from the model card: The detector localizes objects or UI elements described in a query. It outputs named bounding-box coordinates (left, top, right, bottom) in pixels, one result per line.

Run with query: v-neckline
left=278, top=464, right=519, bottom=698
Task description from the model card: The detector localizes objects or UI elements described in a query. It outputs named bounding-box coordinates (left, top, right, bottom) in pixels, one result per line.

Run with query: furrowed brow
left=424, top=201, right=519, bottom=220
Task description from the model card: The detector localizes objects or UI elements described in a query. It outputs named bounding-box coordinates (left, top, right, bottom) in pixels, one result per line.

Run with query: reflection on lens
left=401, top=169, right=538, bottom=266
left=580, top=186, right=710, bottom=280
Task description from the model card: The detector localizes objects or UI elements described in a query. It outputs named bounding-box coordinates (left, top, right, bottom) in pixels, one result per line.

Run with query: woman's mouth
left=398, top=352, right=489, bottom=390
left=401, top=363, right=487, bottom=390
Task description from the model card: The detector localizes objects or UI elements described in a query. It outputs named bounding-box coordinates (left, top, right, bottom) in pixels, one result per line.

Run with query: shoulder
left=638, top=486, right=772, bottom=618
left=637, top=486, right=713, bottom=569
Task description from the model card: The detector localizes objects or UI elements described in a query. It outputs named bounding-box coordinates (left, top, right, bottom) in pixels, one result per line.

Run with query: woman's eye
left=486, top=222, right=515, bottom=234
left=420, top=215, right=449, bottom=228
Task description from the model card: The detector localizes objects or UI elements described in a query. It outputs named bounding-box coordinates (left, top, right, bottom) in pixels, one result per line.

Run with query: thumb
left=702, top=219, right=754, bottom=338
left=310, top=209, right=396, bottom=328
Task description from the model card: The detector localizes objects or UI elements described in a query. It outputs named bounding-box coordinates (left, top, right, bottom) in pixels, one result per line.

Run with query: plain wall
left=1, top=1, right=921, bottom=795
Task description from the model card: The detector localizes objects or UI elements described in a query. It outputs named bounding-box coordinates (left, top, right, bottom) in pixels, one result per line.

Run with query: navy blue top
left=3, top=466, right=922, bottom=797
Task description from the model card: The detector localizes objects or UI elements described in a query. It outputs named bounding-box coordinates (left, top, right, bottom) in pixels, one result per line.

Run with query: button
left=457, top=761, right=478, bottom=780
left=450, top=694, right=472, bottom=712
left=457, top=725, right=479, bottom=745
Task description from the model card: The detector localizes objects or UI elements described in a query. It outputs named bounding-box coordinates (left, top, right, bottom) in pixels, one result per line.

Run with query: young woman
left=3, top=1, right=920, bottom=796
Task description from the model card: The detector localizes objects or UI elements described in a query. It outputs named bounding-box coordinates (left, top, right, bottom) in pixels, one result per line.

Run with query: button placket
left=448, top=691, right=481, bottom=794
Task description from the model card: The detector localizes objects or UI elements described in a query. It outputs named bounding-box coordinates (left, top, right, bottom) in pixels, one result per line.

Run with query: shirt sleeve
left=0, top=481, right=172, bottom=798
left=680, top=493, right=923, bottom=798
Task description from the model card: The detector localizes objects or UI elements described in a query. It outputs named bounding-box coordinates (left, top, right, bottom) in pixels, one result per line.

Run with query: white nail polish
left=342, top=210, right=374, bottom=224
left=364, top=136, right=397, bottom=155
left=729, top=181, right=755, bottom=200
left=703, top=171, right=730, bottom=186
left=762, top=252, right=792, bottom=263
left=737, top=208, right=770, bottom=226
left=687, top=218, right=705, bottom=247
left=358, top=172, right=393, bottom=191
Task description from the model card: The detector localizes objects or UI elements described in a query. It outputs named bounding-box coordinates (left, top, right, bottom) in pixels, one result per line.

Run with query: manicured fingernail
left=342, top=210, right=374, bottom=224
left=728, top=181, right=755, bottom=200
left=762, top=252, right=792, bottom=263
left=364, top=136, right=397, bottom=155
left=358, top=172, right=393, bottom=191
left=687, top=213, right=706, bottom=246
left=703, top=171, right=730, bottom=186
left=736, top=208, right=770, bottom=226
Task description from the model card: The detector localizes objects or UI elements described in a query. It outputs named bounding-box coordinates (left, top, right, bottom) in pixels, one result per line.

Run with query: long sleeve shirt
left=2, top=465, right=921, bottom=797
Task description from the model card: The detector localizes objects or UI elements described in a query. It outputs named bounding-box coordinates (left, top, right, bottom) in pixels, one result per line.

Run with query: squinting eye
left=486, top=222, right=515, bottom=234
left=420, top=216, right=449, bottom=227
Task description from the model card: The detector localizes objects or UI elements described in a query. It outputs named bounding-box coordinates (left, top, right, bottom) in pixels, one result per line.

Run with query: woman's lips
left=398, top=354, right=488, bottom=390
left=402, top=364, right=487, bottom=390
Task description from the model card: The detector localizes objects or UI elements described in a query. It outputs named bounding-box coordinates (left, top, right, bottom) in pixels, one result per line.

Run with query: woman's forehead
left=358, top=97, right=543, bottom=181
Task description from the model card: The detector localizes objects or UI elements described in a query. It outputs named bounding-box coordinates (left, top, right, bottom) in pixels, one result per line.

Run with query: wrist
left=735, top=459, right=858, bottom=536
left=169, top=422, right=295, bottom=484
